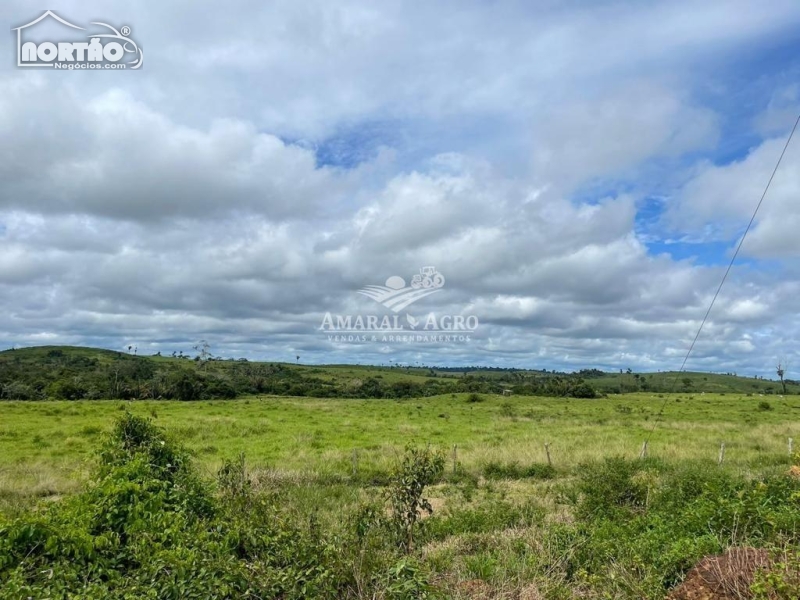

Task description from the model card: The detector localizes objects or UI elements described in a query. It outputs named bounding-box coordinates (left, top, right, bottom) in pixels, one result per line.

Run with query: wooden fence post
left=452, top=444, right=458, bottom=474
left=352, top=449, right=358, bottom=476
left=639, top=441, right=648, bottom=459
left=718, top=442, right=725, bottom=465
left=544, top=443, right=552, bottom=467
left=789, top=437, right=794, bottom=456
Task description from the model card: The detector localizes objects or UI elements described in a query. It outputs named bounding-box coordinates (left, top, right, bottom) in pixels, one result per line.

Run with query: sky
left=1, top=1, right=800, bottom=375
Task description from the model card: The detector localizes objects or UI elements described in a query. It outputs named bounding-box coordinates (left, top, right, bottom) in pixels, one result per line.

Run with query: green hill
left=0, top=345, right=795, bottom=400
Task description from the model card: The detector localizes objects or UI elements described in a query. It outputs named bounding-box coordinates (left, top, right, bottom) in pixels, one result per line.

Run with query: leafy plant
left=217, top=452, right=251, bottom=499
left=752, top=547, right=800, bottom=599
left=387, top=446, right=445, bottom=552
left=385, top=558, right=438, bottom=600
left=575, top=457, right=651, bottom=519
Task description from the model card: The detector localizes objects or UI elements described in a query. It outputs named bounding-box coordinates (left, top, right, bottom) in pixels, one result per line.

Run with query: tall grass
left=1, top=393, right=797, bottom=501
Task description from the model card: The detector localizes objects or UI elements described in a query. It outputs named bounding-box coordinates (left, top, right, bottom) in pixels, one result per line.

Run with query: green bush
left=560, top=459, right=800, bottom=598
left=45, top=378, right=86, bottom=400
left=0, top=382, right=38, bottom=400
left=575, top=457, right=651, bottom=519
left=752, top=548, right=800, bottom=599
left=0, top=414, right=447, bottom=598
left=498, top=402, right=517, bottom=417
left=482, top=461, right=556, bottom=480
left=0, top=413, right=350, bottom=599
left=570, top=382, right=598, bottom=398
left=387, top=446, right=445, bottom=553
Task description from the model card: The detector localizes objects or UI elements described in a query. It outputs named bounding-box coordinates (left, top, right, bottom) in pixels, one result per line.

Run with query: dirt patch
left=457, top=578, right=493, bottom=599
left=423, top=496, right=446, bottom=518
left=667, top=547, right=771, bottom=600
left=518, top=583, right=543, bottom=600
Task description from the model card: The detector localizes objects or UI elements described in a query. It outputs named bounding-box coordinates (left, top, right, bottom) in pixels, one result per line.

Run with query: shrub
left=752, top=548, right=800, bottom=599
left=168, top=371, right=201, bottom=400
left=0, top=382, right=37, bottom=400
left=217, top=452, right=251, bottom=500
left=45, top=378, right=86, bottom=400
left=0, top=414, right=351, bottom=599
left=570, top=382, right=598, bottom=398
left=498, top=402, right=517, bottom=417
left=387, top=446, right=445, bottom=553
left=560, top=459, right=800, bottom=598
left=483, top=461, right=556, bottom=481
left=575, top=457, right=651, bottom=519
left=385, top=558, right=438, bottom=600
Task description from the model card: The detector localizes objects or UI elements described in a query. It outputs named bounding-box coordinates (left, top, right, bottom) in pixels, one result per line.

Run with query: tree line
left=0, top=348, right=599, bottom=400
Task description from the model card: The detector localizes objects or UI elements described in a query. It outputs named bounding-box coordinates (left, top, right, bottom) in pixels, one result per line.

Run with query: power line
left=646, top=114, right=800, bottom=440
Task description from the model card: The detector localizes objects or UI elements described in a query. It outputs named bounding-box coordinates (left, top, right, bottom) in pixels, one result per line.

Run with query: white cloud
left=531, top=82, right=719, bottom=189
left=0, top=0, right=799, bottom=374
left=667, top=131, right=800, bottom=257
left=0, top=82, right=354, bottom=221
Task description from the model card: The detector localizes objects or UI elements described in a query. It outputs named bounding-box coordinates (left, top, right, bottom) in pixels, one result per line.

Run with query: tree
left=387, top=446, right=444, bottom=552
left=777, top=360, right=788, bottom=395
left=170, top=372, right=199, bottom=401
left=193, top=340, right=212, bottom=369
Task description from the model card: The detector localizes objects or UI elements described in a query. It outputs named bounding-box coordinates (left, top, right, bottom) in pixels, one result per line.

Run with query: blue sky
left=0, top=1, right=799, bottom=375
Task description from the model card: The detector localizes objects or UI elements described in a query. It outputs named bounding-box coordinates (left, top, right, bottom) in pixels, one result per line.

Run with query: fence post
left=544, top=442, right=552, bottom=467
left=452, top=444, right=458, bottom=474
left=718, top=442, right=725, bottom=465
left=352, top=449, right=358, bottom=476
left=639, top=441, right=648, bottom=459
left=789, top=437, right=794, bottom=456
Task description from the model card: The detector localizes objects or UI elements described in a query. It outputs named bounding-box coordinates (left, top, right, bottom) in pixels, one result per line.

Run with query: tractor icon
left=411, top=266, right=445, bottom=289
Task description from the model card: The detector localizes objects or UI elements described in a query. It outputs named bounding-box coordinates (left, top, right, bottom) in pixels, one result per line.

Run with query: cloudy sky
left=1, top=1, right=800, bottom=374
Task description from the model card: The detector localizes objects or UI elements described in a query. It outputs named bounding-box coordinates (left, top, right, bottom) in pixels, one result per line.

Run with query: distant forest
left=0, top=346, right=795, bottom=401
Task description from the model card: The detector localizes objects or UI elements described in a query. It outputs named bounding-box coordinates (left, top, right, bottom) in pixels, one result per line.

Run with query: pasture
left=2, top=392, right=797, bottom=501
left=2, top=392, right=800, bottom=599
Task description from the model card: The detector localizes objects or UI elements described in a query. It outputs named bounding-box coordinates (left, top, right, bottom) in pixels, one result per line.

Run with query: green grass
left=3, top=394, right=800, bottom=599
left=588, top=370, right=798, bottom=394
left=2, top=392, right=798, bottom=502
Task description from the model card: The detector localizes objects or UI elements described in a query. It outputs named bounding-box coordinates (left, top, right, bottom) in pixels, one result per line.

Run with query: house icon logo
left=12, top=10, right=143, bottom=70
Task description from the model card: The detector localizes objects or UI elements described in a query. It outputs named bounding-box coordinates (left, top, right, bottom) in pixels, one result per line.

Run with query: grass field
left=2, top=392, right=800, bottom=598
left=2, top=392, right=798, bottom=502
